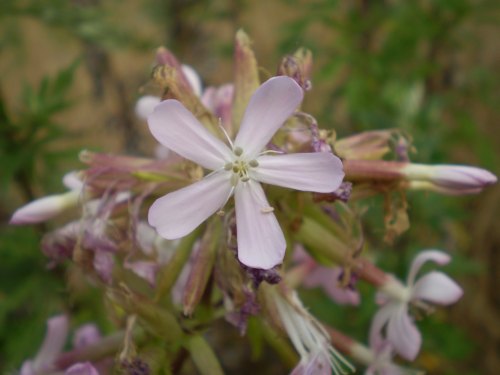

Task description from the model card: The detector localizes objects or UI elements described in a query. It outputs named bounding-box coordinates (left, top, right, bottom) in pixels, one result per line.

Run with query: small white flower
left=370, top=250, right=463, bottom=361
left=147, top=76, right=344, bottom=269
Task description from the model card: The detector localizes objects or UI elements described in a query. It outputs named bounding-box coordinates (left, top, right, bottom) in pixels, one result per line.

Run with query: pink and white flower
left=370, top=250, right=463, bottom=361
left=147, top=76, right=344, bottom=269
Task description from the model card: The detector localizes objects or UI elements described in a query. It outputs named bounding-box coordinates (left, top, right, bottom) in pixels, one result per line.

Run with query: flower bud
left=135, top=95, right=161, bottom=121
left=403, top=163, right=497, bottom=194
left=10, top=190, right=80, bottom=225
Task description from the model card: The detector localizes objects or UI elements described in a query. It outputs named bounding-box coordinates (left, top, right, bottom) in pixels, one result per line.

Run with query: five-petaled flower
left=147, top=76, right=344, bottom=269
left=369, top=250, right=463, bottom=361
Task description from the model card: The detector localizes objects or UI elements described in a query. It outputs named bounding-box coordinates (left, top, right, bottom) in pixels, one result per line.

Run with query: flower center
left=223, top=147, right=259, bottom=186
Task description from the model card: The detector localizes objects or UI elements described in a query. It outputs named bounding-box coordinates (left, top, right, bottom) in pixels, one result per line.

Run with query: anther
left=260, top=206, right=274, bottom=213
left=241, top=176, right=250, bottom=182
left=249, top=159, right=259, bottom=168
left=224, top=162, right=233, bottom=171
left=234, top=146, right=243, bottom=156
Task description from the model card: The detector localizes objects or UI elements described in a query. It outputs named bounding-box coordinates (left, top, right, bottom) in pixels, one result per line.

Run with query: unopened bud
left=403, top=164, right=497, bottom=194
left=10, top=190, right=80, bottom=225
left=135, top=95, right=161, bottom=120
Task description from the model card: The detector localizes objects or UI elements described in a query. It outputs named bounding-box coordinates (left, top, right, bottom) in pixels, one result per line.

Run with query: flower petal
left=253, top=152, right=344, bottom=192
left=149, top=171, right=232, bottom=239
left=411, top=271, right=463, bottom=305
left=65, top=362, right=99, bottom=375
left=369, top=304, right=396, bottom=349
left=73, top=324, right=101, bottom=349
left=387, top=306, right=421, bottom=361
left=234, top=180, right=286, bottom=269
left=234, top=76, right=303, bottom=158
left=407, top=250, right=451, bottom=286
left=148, top=100, right=232, bottom=170
left=181, top=64, right=203, bottom=97
left=33, top=315, right=69, bottom=372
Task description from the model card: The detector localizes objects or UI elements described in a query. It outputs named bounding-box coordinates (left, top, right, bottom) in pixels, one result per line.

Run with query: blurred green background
left=0, top=0, right=498, bottom=374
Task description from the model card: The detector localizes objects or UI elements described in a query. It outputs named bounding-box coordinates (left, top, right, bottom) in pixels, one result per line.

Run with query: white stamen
left=259, top=149, right=285, bottom=156
left=219, top=121, right=234, bottom=149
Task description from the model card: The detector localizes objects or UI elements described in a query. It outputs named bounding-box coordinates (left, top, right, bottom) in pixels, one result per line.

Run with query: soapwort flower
left=147, top=76, right=344, bottom=269
left=370, top=250, right=463, bottom=361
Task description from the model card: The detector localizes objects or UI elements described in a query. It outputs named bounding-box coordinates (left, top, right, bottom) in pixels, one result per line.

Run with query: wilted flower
left=147, top=76, right=344, bottom=269
left=370, top=250, right=463, bottom=360
left=273, top=290, right=353, bottom=375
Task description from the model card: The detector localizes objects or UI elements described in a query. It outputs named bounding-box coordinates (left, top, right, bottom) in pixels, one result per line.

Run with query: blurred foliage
left=0, top=0, right=498, bottom=373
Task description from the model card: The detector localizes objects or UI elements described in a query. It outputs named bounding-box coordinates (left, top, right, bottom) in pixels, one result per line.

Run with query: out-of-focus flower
left=274, top=290, right=353, bottom=375
left=147, top=76, right=344, bottom=269
left=135, top=64, right=203, bottom=121
left=21, top=315, right=69, bottom=375
left=293, top=246, right=360, bottom=305
left=64, top=362, right=99, bottom=375
left=350, top=341, right=422, bottom=375
left=201, top=83, right=234, bottom=132
left=20, top=316, right=105, bottom=375
left=10, top=172, right=83, bottom=225
left=73, top=324, right=101, bottom=349
left=370, top=250, right=463, bottom=360
left=403, top=164, right=497, bottom=194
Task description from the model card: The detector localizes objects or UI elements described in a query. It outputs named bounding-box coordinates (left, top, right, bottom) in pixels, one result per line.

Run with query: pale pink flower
left=294, top=246, right=360, bottom=305
left=147, top=76, right=344, bottom=269
left=370, top=250, right=463, bottom=361
left=21, top=315, right=69, bottom=375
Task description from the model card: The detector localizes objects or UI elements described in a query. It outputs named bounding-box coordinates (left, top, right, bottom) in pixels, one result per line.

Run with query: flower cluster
left=10, top=31, right=496, bottom=374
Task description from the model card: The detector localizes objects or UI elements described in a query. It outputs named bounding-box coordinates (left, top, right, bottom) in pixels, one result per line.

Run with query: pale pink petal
left=253, top=152, right=344, bottom=193
left=304, top=267, right=360, bottom=305
left=234, top=76, right=303, bottom=158
left=148, top=100, right=232, bottom=170
left=369, top=304, right=396, bottom=349
left=387, top=306, right=421, bottom=361
left=73, top=324, right=101, bottom=349
left=62, top=171, right=84, bottom=191
left=407, top=250, right=451, bottom=286
left=148, top=171, right=232, bottom=239
left=411, top=271, right=463, bottom=305
left=65, top=362, right=99, bottom=375
left=32, top=315, right=69, bottom=372
left=93, top=251, right=114, bottom=284
left=181, top=64, right=203, bottom=97
left=124, top=261, right=159, bottom=288
left=234, top=180, right=286, bottom=269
